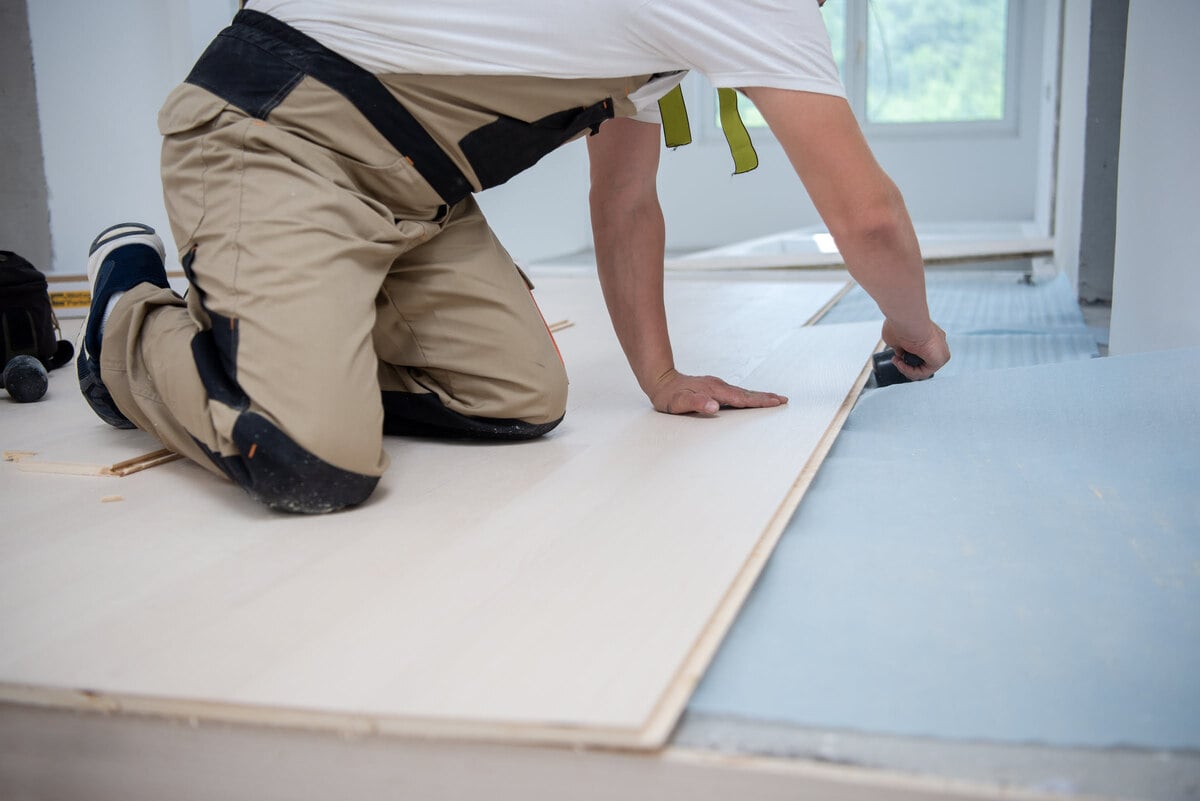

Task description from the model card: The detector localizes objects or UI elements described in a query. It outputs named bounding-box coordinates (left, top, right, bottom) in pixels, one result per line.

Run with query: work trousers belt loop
left=184, top=9, right=473, bottom=205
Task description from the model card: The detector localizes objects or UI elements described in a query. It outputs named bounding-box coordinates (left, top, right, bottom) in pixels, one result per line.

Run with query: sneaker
left=77, top=222, right=170, bottom=428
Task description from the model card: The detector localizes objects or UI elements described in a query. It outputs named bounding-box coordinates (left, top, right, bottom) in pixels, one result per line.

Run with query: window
left=866, top=0, right=1009, bottom=123
left=732, top=0, right=1014, bottom=130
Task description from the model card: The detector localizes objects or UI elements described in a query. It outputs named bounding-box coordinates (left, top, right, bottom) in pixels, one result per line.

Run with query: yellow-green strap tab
left=717, top=87, right=759, bottom=175
left=657, top=84, right=692, bottom=148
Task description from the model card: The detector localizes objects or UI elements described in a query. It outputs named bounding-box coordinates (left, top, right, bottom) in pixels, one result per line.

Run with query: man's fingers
left=654, top=373, right=790, bottom=415
left=663, top=384, right=789, bottom=415
left=666, top=389, right=719, bottom=416
left=708, top=381, right=789, bottom=409
left=725, top=388, right=789, bottom=408
left=881, top=320, right=951, bottom=376
left=893, top=352, right=936, bottom=381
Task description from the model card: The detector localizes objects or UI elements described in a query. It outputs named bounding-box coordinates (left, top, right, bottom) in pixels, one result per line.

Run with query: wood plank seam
left=802, top=281, right=854, bottom=326
left=639, top=353, right=876, bottom=746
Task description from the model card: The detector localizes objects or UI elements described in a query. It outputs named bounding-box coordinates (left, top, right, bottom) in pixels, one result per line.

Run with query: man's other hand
left=881, top=319, right=950, bottom=381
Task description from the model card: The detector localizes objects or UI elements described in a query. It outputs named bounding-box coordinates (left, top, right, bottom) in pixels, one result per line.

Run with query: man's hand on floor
left=651, top=369, right=789, bottom=416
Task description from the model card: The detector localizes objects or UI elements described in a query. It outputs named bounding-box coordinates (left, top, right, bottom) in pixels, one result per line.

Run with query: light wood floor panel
left=0, top=275, right=877, bottom=747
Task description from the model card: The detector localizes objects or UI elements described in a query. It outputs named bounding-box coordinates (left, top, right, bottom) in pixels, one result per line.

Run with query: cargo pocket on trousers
left=158, top=84, right=233, bottom=249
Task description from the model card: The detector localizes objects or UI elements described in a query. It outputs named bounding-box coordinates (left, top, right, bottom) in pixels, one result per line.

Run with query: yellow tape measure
left=50, top=291, right=91, bottom=310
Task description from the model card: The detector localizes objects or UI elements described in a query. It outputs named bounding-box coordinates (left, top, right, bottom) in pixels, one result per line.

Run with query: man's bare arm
left=586, top=117, right=788, bottom=414
left=743, top=87, right=950, bottom=379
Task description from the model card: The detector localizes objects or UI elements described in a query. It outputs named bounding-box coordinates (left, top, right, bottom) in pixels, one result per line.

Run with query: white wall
left=475, top=142, right=592, bottom=266
left=1033, top=0, right=1064, bottom=240
left=27, top=0, right=235, bottom=274
left=1, top=0, right=52, bottom=269
left=1107, top=0, right=1200, bottom=355
left=1053, top=0, right=1092, bottom=291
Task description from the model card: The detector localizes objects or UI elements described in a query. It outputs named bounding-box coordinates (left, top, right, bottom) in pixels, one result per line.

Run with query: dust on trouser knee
left=194, top=411, right=380, bottom=513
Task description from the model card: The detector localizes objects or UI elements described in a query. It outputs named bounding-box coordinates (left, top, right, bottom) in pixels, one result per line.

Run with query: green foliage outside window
left=867, top=0, right=1007, bottom=123
left=732, top=0, right=1007, bottom=128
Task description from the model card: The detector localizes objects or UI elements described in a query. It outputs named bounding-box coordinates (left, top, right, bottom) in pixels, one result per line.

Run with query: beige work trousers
left=101, top=79, right=568, bottom=510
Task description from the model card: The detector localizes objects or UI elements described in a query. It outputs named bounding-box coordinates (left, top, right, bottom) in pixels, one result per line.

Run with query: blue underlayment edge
left=688, top=275, right=1199, bottom=752
left=819, top=270, right=1101, bottom=376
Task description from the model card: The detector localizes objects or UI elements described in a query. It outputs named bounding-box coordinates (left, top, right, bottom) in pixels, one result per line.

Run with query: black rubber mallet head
left=1, top=355, right=49, bottom=403
left=872, top=348, right=928, bottom=388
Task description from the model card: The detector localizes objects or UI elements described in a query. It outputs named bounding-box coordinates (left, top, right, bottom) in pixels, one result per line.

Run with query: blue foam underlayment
left=820, top=271, right=1100, bottom=375
left=688, top=279, right=1200, bottom=751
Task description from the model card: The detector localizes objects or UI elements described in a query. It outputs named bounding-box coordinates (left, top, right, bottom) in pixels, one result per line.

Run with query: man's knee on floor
left=200, top=411, right=380, bottom=514
left=186, top=310, right=383, bottom=513
left=515, top=357, right=568, bottom=430
left=464, top=357, right=568, bottom=438
left=381, top=360, right=567, bottom=442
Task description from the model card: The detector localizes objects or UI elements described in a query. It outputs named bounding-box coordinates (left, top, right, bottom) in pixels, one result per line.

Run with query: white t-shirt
left=244, top=0, right=844, bottom=119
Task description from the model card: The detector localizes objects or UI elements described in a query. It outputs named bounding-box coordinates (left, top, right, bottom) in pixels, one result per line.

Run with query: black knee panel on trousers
left=381, top=390, right=562, bottom=441
left=185, top=287, right=378, bottom=513
left=195, top=412, right=379, bottom=514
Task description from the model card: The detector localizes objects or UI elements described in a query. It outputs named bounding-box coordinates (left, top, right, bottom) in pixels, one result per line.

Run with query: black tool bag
left=0, top=251, right=74, bottom=371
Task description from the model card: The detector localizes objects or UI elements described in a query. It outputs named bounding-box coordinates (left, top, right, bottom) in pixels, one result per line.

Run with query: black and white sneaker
left=77, top=222, right=170, bottom=428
